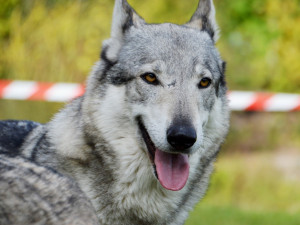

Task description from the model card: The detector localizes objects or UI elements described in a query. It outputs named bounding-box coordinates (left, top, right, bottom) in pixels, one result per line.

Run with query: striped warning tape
left=0, top=80, right=299, bottom=112
left=0, top=80, right=85, bottom=102
left=228, top=91, right=300, bottom=112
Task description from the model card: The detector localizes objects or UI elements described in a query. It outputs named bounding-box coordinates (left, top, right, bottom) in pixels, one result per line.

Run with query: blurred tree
left=215, top=0, right=300, bottom=92
left=0, top=0, right=299, bottom=91
left=265, top=0, right=300, bottom=92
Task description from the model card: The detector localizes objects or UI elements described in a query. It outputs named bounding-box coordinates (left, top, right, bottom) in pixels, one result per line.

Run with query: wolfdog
left=0, top=0, right=229, bottom=224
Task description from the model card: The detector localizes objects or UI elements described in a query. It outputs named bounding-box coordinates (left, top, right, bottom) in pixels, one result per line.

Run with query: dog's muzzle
left=137, top=117, right=194, bottom=191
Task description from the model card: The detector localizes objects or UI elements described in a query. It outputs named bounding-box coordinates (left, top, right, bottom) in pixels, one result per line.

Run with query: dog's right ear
left=111, top=0, right=145, bottom=39
left=102, top=0, right=145, bottom=61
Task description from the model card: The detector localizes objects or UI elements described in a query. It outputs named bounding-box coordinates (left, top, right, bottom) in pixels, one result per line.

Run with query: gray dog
left=0, top=0, right=229, bottom=224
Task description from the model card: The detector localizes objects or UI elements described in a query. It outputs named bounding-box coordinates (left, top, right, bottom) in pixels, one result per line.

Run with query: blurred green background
left=0, top=0, right=300, bottom=224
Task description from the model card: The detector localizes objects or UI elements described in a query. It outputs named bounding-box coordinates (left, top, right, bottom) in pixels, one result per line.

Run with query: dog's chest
left=81, top=150, right=190, bottom=225
left=94, top=182, right=187, bottom=225
left=113, top=153, right=185, bottom=223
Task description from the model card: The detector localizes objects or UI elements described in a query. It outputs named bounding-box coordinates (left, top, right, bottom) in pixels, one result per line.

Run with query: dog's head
left=86, top=0, right=229, bottom=191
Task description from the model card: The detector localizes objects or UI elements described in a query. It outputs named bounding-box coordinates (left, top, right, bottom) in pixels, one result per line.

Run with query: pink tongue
left=154, top=149, right=189, bottom=191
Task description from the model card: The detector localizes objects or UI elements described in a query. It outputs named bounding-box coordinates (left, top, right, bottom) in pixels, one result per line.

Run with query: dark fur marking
left=201, top=15, right=215, bottom=41
left=83, top=122, right=118, bottom=182
left=215, top=80, right=220, bottom=97
left=167, top=80, right=176, bottom=88
left=204, top=60, right=226, bottom=97
left=121, top=0, right=134, bottom=33
left=99, top=46, right=118, bottom=82
left=109, top=73, right=135, bottom=86
left=203, top=61, right=218, bottom=97
left=220, top=61, right=227, bottom=87
left=216, top=61, right=227, bottom=97
left=83, top=132, right=96, bottom=151
left=30, top=132, right=47, bottom=161
left=188, top=0, right=215, bottom=39
left=86, top=142, right=117, bottom=216
left=121, top=0, right=144, bottom=34
left=0, top=120, right=40, bottom=156
left=122, top=10, right=134, bottom=34
left=139, top=57, right=148, bottom=64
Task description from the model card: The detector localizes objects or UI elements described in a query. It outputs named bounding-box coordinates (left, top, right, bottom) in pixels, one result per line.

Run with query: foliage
left=215, top=0, right=300, bottom=92
left=0, top=0, right=113, bottom=82
left=0, top=0, right=299, bottom=91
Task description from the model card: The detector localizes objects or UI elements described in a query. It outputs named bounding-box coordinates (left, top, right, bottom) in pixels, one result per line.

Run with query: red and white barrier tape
left=0, top=80, right=300, bottom=112
left=0, top=80, right=84, bottom=103
left=228, top=91, right=300, bottom=112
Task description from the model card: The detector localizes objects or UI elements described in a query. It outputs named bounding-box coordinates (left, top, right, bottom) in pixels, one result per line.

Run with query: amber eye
left=141, top=73, right=159, bottom=85
left=198, top=78, right=212, bottom=89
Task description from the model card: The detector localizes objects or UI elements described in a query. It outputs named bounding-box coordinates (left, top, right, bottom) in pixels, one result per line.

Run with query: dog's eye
left=198, top=78, right=212, bottom=89
left=141, top=73, right=159, bottom=85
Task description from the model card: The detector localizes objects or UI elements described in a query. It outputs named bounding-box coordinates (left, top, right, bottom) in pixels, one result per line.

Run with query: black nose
left=167, top=123, right=197, bottom=151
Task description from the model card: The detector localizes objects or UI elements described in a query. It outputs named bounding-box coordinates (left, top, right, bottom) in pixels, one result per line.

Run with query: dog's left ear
left=103, top=0, right=145, bottom=61
left=186, top=0, right=219, bottom=43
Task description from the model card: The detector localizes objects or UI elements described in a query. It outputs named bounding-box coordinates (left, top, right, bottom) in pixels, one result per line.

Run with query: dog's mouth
left=138, top=118, right=189, bottom=191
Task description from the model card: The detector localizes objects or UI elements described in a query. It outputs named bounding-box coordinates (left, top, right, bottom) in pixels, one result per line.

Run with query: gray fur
left=0, top=0, right=230, bottom=224
left=0, top=154, right=99, bottom=225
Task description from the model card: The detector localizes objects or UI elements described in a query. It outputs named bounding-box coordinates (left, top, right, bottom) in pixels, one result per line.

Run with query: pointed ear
left=185, top=0, right=219, bottom=43
left=111, top=0, right=145, bottom=39
left=102, top=0, right=145, bottom=61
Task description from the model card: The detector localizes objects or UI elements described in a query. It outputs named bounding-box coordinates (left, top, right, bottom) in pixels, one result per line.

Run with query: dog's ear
left=185, top=0, right=219, bottom=43
left=102, top=0, right=145, bottom=61
left=111, top=0, right=145, bottom=39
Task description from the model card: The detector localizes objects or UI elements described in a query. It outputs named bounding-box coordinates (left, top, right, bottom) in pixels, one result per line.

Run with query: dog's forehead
left=121, top=23, right=220, bottom=75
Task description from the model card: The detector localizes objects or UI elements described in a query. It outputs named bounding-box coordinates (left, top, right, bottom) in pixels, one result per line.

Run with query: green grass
left=186, top=204, right=300, bottom=225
